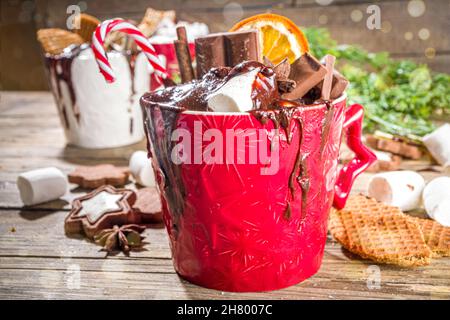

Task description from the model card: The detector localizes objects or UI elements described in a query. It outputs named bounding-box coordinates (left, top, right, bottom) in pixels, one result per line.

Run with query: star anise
left=94, top=224, right=146, bottom=254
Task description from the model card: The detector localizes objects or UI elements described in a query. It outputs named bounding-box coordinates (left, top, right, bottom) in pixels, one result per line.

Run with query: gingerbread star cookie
left=65, top=185, right=138, bottom=239
left=132, top=187, right=163, bottom=223
left=68, top=164, right=130, bottom=189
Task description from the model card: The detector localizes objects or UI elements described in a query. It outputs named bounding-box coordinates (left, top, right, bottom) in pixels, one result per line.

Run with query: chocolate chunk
left=329, top=69, right=348, bottom=99
left=195, top=31, right=260, bottom=78
left=273, top=58, right=290, bottom=80
left=277, top=79, right=296, bottom=93
left=282, top=53, right=327, bottom=100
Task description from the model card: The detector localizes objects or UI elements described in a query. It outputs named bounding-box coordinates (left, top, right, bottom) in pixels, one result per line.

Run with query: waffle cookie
left=37, top=28, right=84, bottom=55
left=407, top=216, right=450, bottom=257
left=74, top=13, right=100, bottom=43
left=329, top=195, right=432, bottom=267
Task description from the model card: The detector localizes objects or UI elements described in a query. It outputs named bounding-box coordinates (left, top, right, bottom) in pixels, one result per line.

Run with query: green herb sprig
left=304, top=28, right=450, bottom=137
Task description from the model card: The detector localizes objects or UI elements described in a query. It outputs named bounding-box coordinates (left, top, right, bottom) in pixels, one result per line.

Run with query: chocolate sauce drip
left=143, top=102, right=186, bottom=223
left=45, top=44, right=87, bottom=125
left=251, top=100, right=310, bottom=220
left=125, top=51, right=137, bottom=99
left=228, top=61, right=278, bottom=110
left=319, top=101, right=334, bottom=158
left=144, top=66, right=231, bottom=111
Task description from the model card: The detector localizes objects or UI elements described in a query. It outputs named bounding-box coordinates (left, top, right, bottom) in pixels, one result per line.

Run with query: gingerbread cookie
left=68, top=164, right=130, bottom=189
left=132, top=187, right=163, bottom=223
left=65, top=185, right=138, bottom=239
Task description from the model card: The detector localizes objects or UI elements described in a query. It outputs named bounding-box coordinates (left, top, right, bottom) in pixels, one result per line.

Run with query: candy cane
left=91, top=18, right=168, bottom=84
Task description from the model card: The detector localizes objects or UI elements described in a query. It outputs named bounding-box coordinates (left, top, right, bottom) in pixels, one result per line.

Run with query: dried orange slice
left=230, top=13, right=309, bottom=65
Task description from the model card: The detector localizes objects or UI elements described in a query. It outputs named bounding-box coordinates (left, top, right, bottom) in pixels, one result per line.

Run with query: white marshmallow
left=422, top=177, right=450, bottom=226
left=17, top=167, right=68, bottom=206
left=207, top=68, right=260, bottom=112
left=368, top=171, right=425, bottom=211
left=423, top=124, right=450, bottom=167
left=129, top=151, right=156, bottom=187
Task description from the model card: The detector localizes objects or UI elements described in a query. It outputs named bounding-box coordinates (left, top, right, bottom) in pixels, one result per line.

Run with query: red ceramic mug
left=142, top=94, right=376, bottom=292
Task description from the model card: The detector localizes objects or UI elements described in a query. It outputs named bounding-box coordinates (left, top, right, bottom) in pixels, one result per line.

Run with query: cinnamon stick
left=174, top=26, right=195, bottom=83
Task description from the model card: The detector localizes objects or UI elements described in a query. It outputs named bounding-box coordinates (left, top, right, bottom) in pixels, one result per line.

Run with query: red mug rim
left=142, top=93, right=347, bottom=115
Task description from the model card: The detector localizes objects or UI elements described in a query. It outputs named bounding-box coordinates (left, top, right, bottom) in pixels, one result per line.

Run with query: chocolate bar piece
left=195, top=30, right=260, bottom=78
left=282, top=53, right=327, bottom=100
left=224, top=31, right=260, bottom=67
left=195, top=34, right=227, bottom=78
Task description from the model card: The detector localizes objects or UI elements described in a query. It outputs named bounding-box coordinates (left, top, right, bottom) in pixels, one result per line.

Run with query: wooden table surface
left=1, top=91, right=449, bottom=300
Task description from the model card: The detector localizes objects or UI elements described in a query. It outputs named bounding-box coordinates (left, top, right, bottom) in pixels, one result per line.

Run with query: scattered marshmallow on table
left=17, top=167, right=68, bottom=206
left=423, top=124, right=450, bottom=168
left=422, top=177, right=450, bottom=226
left=368, top=171, right=425, bottom=211
left=129, top=151, right=156, bottom=187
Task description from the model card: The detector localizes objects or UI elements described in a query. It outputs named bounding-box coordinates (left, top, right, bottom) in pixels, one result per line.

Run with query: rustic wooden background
left=1, top=0, right=449, bottom=90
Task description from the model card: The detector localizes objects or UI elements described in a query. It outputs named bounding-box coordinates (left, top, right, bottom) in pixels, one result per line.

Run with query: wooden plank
left=1, top=238, right=449, bottom=299
left=0, top=207, right=449, bottom=299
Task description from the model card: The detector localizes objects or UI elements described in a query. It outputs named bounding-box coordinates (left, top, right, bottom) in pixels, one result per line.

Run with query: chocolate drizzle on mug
left=143, top=102, right=186, bottom=231
left=45, top=44, right=87, bottom=126
left=251, top=101, right=311, bottom=220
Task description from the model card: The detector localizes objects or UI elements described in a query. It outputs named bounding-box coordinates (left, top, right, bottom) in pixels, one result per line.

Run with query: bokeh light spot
left=350, top=9, right=363, bottom=22
left=418, top=28, right=430, bottom=40
left=381, top=21, right=392, bottom=33
left=223, top=2, right=244, bottom=26
left=425, top=47, right=435, bottom=59
left=404, top=32, right=413, bottom=40
left=408, top=0, right=426, bottom=18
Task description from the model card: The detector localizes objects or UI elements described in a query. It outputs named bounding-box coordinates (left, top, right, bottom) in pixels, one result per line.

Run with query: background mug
left=142, top=94, right=376, bottom=292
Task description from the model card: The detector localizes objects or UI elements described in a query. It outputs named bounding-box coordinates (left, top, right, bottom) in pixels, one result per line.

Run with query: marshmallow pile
left=368, top=171, right=450, bottom=226
left=150, top=19, right=209, bottom=44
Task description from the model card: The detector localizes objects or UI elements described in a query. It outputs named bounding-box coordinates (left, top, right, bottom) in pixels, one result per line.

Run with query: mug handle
left=333, top=104, right=377, bottom=209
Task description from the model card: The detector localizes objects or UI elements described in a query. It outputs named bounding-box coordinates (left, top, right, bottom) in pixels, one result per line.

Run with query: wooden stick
left=321, top=54, right=336, bottom=100
left=174, top=26, right=195, bottom=83
left=176, top=26, right=188, bottom=43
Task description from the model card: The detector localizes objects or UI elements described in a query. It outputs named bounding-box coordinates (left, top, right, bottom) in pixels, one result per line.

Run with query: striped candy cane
left=91, top=18, right=168, bottom=84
